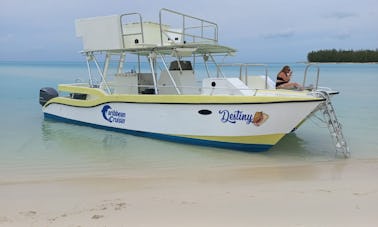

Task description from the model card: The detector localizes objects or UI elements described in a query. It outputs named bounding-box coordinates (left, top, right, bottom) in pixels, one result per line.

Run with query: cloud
left=325, top=11, right=357, bottom=19
left=0, top=34, right=14, bottom=43
left=262, top=29, right=295, bottom=39
left=0, top=0, right=376, bottom=62
left=332, top=31, right=352, bottom=40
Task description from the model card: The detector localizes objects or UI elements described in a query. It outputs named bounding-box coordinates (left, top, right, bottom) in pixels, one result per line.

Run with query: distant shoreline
left=1, top=60, right=378, bottom=65
left=307, top=49, right=378, bottom=63
left=297, top=61, right=378, bottom=64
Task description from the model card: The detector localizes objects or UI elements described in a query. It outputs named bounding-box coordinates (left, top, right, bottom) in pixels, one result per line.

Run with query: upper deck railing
left=120, top=13, right=144, bottom=49
left=159, top=8, right=219, bottom=46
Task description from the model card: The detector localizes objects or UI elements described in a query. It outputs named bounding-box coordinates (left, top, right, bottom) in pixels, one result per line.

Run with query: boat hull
left=43, top=98, right=322, bottom=152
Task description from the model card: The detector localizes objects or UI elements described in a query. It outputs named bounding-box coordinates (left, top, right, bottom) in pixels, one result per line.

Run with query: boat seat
left=246, top=75, right=276, bottom=90
left=202, top=78, right=254, bottom=96
left=158, top=70, right=199, bottom=94
left=112, top=73, right=139, bottom=94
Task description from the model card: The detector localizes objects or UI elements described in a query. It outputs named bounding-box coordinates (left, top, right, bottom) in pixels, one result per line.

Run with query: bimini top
left=75, top=8, right=236, bottom=56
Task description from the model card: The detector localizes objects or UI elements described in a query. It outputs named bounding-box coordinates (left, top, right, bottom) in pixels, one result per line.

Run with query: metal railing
left=120, top=13, right=144, bottom=48
left=303, top=63, right=320, bottom=89
left=159, top=8, right=218, bottom=45
left=219, top=63, right=270, bottom=89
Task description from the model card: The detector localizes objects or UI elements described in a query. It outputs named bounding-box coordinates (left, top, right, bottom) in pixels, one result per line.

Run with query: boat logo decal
left=101, top=105, right=126, bottom=124
left=218, top=110, right=269, bottom=126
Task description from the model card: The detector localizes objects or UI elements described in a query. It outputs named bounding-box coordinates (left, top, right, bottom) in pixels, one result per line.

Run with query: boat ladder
left=315, top=91, right=350, bottom=158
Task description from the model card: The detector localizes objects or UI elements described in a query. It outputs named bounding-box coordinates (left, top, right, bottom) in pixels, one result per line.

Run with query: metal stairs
left=315, top=91, right=350, bottom=158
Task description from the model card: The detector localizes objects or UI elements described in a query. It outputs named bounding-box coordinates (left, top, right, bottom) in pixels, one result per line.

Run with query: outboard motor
left=39, top=87, right=58, bottom=106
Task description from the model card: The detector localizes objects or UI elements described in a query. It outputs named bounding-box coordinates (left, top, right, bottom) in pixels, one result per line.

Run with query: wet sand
left=1, top=159, right=378, bottom=227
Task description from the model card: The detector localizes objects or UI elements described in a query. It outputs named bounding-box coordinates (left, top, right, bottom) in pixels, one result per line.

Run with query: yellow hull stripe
left=178, top=133, right=285, bottom=145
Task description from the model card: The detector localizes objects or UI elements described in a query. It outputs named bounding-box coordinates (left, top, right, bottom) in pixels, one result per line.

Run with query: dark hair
left=281, top=65, right=290, bottom=72
left=277, top=65, right=290, bottom=77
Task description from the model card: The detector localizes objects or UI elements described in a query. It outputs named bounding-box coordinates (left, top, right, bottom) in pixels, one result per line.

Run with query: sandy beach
left=1, top=158, right=377, bottom=227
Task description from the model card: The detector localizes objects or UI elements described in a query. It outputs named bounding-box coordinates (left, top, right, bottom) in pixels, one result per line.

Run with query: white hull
left=43, top=99, right=322, bottom=151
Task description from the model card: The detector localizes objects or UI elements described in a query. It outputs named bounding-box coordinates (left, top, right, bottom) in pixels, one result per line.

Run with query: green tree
left=307, top=49, right=378, bottom=62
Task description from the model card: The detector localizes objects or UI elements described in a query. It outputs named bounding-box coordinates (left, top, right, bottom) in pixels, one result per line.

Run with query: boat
left=39, top=8, right=349, bottom=157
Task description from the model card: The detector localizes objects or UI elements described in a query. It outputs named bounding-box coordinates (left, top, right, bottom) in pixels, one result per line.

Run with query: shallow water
left=0, top=61, right=377, bottom=182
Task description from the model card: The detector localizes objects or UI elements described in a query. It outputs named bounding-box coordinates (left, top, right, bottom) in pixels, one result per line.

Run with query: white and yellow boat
left=39, top=9, right=349, bottom=156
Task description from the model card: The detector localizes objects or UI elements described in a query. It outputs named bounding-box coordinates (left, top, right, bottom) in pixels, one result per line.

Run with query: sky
left=1, top=0, right=377, bottom=62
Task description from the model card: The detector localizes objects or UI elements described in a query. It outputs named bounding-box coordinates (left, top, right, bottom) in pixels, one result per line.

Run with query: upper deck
left=75, top=8, right=236, bottom=55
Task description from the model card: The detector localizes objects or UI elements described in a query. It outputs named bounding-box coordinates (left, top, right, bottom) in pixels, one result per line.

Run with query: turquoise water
left=0, top=62, right=377, bottom=181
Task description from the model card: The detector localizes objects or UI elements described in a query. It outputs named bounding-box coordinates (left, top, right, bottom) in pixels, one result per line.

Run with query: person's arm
left=287, top=71, right=292, bottom=81
left=279, top=72, right=291, bottom=82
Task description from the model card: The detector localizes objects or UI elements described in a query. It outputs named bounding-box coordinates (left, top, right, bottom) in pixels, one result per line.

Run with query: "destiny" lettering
left=219, top=110, right=253, bottom=124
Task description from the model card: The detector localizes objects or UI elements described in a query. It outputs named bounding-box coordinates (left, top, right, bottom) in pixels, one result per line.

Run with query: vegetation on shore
left=307, top=49, right=378, bottom=63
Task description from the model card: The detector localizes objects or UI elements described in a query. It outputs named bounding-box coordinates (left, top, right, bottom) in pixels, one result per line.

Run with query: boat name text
left=219, top=110, right=253, bottom=124
left=101, top=105, right=126, bottom=124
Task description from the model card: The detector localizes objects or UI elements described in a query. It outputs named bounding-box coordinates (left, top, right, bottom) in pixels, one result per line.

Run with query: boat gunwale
left=44, top=96, right=325, bottom=108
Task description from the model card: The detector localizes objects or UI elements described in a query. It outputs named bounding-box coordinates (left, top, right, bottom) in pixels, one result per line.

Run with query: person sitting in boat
left=275, top=65, right=302, bottom=90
